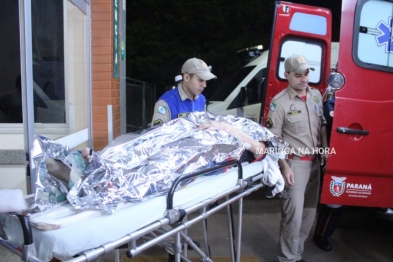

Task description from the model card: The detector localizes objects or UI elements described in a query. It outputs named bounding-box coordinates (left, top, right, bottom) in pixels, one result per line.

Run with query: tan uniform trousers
left=278, top=157, right=320, bottom=262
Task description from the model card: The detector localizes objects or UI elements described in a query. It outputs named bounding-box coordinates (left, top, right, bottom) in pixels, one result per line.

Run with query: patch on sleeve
left=269, top=102, right=276, bottom=112
left=266, top=118, right=273, bottom=128
left=153, top=119, right=163, bottom=126
left=313, top=95, right=320, bottom=104
left=157, top=105, right=167, bottom=115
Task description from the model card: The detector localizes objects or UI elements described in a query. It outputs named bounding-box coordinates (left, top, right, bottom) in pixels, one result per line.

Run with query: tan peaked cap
left=284, top=54, right=315, bottom=74
left=181, top=58, right=217, bottom=80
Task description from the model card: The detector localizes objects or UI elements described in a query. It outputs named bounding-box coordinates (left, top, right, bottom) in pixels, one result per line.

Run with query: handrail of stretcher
left=0, top=213, right=35, bottom=261
left=67, top=179, right=264, bottom=262
left=67, top=162, right=264, bottom=262
left=129, top=173, right=265, bottom=262
left=166, top=159, right=242, bottom=210
left=1, top=160, right=264, bottom=262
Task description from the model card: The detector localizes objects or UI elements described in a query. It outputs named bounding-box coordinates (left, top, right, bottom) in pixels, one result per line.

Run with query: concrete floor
left=1, top=187, right=393, bottom=261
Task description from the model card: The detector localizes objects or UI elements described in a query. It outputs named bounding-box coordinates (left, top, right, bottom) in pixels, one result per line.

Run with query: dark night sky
left=126, top=0, right=343, bottom=89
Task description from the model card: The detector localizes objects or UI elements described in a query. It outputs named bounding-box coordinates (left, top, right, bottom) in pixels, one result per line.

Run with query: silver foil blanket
left=32, top=112, right=288, bottom=213
left=31, top=135, right=72, bottom=207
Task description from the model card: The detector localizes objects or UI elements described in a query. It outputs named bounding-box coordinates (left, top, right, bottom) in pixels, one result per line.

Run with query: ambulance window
left=353, top=0, right=393, bottom=72
left=245, top=68, right=266, bottom=105
left=277, top=39, right=323, bottom=85
left=290, top=12, right=327, bottom=36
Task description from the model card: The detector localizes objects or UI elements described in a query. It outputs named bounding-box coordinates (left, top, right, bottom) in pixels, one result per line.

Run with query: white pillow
left=0, top=189, right=27, bottom=213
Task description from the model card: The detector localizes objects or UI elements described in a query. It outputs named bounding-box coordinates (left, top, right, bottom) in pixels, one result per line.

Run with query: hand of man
left=279, top=159, right=295, bottom=186
left=320, top=150, right=329, bottom=167
left=283, top=167, right=295, bottom=186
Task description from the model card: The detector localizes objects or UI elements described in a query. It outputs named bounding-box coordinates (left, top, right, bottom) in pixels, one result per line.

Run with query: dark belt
left=287, top=155, right=314, bottom=161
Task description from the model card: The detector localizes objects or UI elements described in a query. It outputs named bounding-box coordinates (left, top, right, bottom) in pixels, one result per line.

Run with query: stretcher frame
left=1, top=159, right=266, bottom=262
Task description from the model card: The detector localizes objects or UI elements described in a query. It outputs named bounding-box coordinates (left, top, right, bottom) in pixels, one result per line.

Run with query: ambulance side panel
left=321, top=0, right=393, bottom=207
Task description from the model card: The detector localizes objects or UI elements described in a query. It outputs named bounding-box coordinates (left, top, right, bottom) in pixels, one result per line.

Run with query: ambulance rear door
left=261, top=1, right=332, bottom=125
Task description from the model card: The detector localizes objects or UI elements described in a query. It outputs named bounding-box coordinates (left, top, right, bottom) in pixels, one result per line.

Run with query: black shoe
left=313, top=236, right=332, bottom=252
left=168, top=254, right=175, bottom=262
left=296, top=260, right=306, bottom=262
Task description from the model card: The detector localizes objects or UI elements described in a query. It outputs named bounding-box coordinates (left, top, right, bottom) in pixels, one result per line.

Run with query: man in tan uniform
left=266, top=54, right=328, bottom=262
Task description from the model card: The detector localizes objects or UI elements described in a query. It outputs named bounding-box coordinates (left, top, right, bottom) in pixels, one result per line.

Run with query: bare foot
left=81, top=147, right=92, bottom=163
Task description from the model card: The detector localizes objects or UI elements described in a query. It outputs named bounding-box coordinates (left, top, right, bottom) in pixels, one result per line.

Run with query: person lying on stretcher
left=41, top=112, right=287, bottom=212
left=77, top=120, right=268, bottom=164
left=46, top=120, right=269, bottom=185
left=46, top=123, right=267, bottom=188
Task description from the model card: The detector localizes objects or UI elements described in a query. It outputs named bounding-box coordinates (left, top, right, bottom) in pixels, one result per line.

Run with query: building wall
left=91, top=0, right=121, bottom=150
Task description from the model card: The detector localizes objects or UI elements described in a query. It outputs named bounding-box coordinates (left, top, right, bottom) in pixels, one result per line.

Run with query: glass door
left=0, top=0, right=91, bottom=194
left=21, top=0, right=91, bottom=193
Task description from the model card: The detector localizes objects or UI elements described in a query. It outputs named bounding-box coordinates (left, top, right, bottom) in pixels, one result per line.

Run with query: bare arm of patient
left=199, top=121, right=266, bottom=160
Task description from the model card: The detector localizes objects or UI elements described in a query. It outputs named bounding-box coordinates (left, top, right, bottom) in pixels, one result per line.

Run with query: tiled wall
left=91, top=0, right=121, bottom=150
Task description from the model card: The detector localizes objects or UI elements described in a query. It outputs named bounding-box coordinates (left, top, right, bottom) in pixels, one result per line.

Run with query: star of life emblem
left=329, top=176, right=346, bottom=197
left=376, top=16, right=393, bottom=53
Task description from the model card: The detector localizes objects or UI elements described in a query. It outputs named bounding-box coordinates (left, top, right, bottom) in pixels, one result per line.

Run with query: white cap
left=174, top=75, right=182, bottom=83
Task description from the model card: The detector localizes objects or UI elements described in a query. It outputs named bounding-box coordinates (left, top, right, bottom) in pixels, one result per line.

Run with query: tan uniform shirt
left=266, top=86, right=326, bottom=157
left=151, top=99, right=172, bottom=124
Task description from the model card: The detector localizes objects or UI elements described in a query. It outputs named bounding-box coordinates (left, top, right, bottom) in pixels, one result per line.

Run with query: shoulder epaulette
left=272, top=88, right=288, bottom=101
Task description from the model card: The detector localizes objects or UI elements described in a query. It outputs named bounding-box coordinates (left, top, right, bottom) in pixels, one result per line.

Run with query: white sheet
left=5, top=161, right=263, bottom=261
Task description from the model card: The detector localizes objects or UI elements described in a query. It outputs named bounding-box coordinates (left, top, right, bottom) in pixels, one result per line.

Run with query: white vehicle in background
left=207, top=42, right=339, bottom=123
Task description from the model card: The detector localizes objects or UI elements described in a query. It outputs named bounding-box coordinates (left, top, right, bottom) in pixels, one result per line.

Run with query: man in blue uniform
left=150, top=58, right=216, bottom=260
left=151, top=57, right=216, bottom=126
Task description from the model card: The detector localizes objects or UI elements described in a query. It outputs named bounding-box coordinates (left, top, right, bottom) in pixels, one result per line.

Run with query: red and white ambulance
left=209, top=0, right=393, bottom=214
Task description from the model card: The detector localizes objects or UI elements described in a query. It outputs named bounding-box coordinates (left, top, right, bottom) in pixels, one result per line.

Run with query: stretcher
left=0, top=159, right=268, bottom=262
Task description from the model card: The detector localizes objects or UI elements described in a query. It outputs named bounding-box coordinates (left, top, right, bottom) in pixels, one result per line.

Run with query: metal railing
left=125, top=77, right=156, bottom=132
